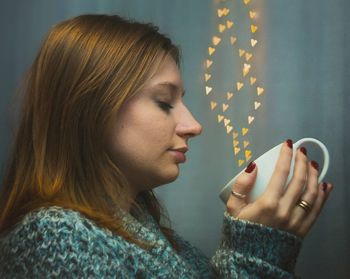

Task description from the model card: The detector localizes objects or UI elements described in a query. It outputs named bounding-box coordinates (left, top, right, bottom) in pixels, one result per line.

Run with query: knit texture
left=0, top=206, right=302, bottom=278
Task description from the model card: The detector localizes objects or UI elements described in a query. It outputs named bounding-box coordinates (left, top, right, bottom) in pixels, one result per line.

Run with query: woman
left=0, top=14, right=332, bottom=278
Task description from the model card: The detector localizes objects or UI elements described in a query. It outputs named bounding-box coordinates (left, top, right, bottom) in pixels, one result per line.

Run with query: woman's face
left=107, top=56, right=202, bottom=196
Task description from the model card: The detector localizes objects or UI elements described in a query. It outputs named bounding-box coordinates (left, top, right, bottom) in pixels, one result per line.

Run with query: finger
left=286, top=160, right=319, bottom=233
left=297, top=182, right=333, bottom=237
left=281, top=147, right=309, bottom=211
left=291, top=160, right=319, bottom=221
left=227, top=161, right=257, bottom=217
left=264, top=139, right=293, bottom=199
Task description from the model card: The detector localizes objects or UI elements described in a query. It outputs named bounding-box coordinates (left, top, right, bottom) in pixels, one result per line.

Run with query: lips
left=169, top=146, right=188, bottom=163
left=171, top=146, right=188, bottom=153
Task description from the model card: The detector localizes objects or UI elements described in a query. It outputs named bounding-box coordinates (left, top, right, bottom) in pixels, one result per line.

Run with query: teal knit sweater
left=0, top=206, right=301, bottom=278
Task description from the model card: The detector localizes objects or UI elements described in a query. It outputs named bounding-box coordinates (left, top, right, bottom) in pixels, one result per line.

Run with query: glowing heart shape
left=251, top=25, right=258, bottom=33
left=208, top=47, right=215, bottom=55
left=226, top=92, right=234, bottom=100
left=226, top=20, right=234, bottom=28
left=230, top=36, right=237, bottom=45
left=251, top=39, right=258, bottom=47
left=212, top=36, right=221, bottom=46
left=222, top=103, right=229, bottom=112
left=218, top=24, right=226, bottom=33
left=205, top=86, right=212, bottom=95
left=217, top=114, right=224, bottom=123
left=236, top=82, right=244, bottom=91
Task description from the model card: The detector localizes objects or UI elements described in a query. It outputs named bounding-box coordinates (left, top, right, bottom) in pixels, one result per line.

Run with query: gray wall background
left=0, top=0, right=348, bottom=278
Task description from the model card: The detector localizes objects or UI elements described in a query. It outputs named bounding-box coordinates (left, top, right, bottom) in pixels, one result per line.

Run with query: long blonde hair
left=0, top=14, right=180, bottom=250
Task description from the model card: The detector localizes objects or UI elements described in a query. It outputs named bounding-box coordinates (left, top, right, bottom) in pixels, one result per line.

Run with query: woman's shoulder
left=0, top=206, right=118, bottom=252
left=0, top=206, right=131, bottom=276
left=5, top=206, right=103, bottom=236
left=22, top=205, right=89, bottom=224
left=0, top=207, right=141, bottom=277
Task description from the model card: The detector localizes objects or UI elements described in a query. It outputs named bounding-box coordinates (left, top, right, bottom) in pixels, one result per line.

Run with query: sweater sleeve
left=0, top=209, right=133, bottom=278
left=210, top=211, right=302, bottom=278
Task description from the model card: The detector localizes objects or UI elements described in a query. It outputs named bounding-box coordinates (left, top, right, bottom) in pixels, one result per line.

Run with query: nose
left=175, top=104, right=203, bottom=138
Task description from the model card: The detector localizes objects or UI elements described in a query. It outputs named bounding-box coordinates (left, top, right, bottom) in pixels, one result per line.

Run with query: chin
left=152, top=168, right=180, bottom=188
left=166, top=165, right=180, bottom=181
left=166, top=173, right=179, bottom=183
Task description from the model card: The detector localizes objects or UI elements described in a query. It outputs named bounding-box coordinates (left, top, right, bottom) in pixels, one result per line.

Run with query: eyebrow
left=156, top=82, right=186, bottom=97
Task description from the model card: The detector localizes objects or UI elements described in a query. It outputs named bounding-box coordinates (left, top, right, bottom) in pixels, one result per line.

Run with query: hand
left=226, top=139, right=333, bottom=238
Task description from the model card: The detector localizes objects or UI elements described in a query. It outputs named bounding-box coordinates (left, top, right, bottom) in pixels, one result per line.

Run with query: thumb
left=227, top=161, right=257, bottom=216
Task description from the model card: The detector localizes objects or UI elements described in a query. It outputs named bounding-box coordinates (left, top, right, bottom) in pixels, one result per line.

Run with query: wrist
left=222, top=211, right=302, bottom=273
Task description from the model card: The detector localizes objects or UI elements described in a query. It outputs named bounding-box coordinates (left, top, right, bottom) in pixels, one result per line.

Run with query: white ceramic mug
left=219, top=138, right=330, bottom=204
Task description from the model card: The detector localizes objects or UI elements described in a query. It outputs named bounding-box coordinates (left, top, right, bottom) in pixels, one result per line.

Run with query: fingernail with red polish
left=311, top=160, right=319, bottom=170
left=300, top=147, right=307, bottom=155
left=286, top=139, right=293, bottom=149
left=322, top=182, right=328, bottom=192
left=245, top=161, right=256, bottom=173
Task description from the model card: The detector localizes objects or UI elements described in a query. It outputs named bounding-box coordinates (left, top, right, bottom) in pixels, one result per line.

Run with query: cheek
left=108, top=101, right=176, bottom=158
left=111, top=118, right=165, bottom=157
left=137, top=120, right=171, bottom=151
left=148, top=116, right=175, bottom=144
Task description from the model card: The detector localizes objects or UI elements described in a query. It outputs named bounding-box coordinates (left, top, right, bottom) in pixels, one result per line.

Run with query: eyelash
left=157, top=101, right=174, bottom=112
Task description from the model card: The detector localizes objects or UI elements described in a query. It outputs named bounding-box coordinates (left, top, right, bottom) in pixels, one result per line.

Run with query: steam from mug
left=219, top=138, right=330, bottom=204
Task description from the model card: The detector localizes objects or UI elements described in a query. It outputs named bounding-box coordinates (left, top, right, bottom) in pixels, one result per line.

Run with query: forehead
left=127, top=56, right=185, bottom=102
left=146, top=56, right=183, bottom=89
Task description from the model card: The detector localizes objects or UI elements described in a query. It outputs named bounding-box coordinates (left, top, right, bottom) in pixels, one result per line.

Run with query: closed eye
left=157, top=101, right=174, bottom=112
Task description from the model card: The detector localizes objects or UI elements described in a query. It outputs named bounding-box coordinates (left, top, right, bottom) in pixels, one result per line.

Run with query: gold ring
left=297, top=200, right=312, bottom=212
left=231, top=190, right=247, bottom=200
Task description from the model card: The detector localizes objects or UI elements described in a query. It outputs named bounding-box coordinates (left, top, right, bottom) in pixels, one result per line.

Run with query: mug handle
left=294, top=138, right=330, bottom=182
